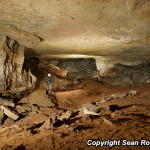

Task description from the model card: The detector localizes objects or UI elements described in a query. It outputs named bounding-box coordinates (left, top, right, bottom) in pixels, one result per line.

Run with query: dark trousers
left=46, top=84, right=52, bottom=95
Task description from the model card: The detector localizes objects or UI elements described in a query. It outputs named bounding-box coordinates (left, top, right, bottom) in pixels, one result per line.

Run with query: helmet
left=48, top=73, right=51, bottom=77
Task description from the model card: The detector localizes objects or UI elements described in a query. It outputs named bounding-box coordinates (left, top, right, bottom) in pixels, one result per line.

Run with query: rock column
left=0, top=36, right=36, bottom=93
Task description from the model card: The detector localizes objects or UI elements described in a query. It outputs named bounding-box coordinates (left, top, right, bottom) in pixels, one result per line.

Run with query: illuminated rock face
left=0, top=0, right=149, bottom=89
left=0, top=36, right=36, bottom=94
left=96, top=58, right=150, bottom=86
left=102, top=63, right=150, bottom=87
left=0, top=0, right=149, bottom=59
left=24, top=57, right=150, bottom=87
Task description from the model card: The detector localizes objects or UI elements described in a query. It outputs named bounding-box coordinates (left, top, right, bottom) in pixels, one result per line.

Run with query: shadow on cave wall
left=23, top=57, right=45, bottom=89
left=24, top=48, right=40, bottom=58
left=24, top=48, right=45, bottom=89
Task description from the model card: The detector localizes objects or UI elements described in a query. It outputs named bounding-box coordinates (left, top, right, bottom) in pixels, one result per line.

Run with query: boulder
left=111, top=93, right=127, bottom=99
left=82, top=103, right=98, bottom=113
left=16, top=105, right=32, bottom=114
left=18, top=90, right=55, bottom=107
left=82, top=107, right=99, bottom=116
left=1, top=106, right=19, bottom=120
left=54, top=90, right=90, bottom=109
left=57, top=111, right=72, bottom=121
left=40, top=118, right=53, bottom=130
left=103, top=118, right=115, bottom=127
left=47, top=64, right=67, bottom=78
left=40, top=115, right=56, bottom=130
left=18, top=97, right=29, bottom=104
left=129, top=90, right=137, bottom=96
left=28, top=89, right=55, bottom=107
left=96, top=99, right=106, bottom=104
left=0, top=98, right=15, bottom=107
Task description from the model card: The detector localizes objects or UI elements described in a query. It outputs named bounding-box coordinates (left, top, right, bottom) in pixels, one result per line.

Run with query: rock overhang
left=0, top=0, right=149, bottom=59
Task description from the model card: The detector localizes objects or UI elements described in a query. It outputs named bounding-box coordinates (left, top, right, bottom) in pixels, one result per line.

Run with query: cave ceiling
left=0, top=0, right=150, bottom=59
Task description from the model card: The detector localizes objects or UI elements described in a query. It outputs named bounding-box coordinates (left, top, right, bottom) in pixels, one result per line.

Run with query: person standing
left=46, top=73, right=52, bottom=96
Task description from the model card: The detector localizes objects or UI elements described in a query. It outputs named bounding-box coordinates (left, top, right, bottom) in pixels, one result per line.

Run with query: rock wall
left=0, top=36, right=36, bottom=94
left=95, top=58, right=144, bottom=75
left=23, top=58, right=99, bottom=90
left=38, top=58, right=99, bottom=79
left=96, top=58, right=150, bottom=86
left=24, top=57, right=150, bottom=88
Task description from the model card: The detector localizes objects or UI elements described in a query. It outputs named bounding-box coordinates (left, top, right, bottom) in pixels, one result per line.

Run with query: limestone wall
left=0, top=36, right=36, bottom=94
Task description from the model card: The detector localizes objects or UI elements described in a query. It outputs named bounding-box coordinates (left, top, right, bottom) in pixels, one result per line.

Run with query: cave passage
left=0, top=0, right=150, bottom=148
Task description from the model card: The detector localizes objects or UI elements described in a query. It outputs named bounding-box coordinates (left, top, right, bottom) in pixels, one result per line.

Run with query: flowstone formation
left=0, top=36, right=36, bottom=94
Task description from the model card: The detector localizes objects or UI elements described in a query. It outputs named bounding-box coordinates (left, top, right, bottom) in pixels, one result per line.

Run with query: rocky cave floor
left=0, top=79, right=150, bottom=150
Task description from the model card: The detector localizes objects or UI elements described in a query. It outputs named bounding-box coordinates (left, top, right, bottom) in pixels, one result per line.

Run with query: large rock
left=47, top=64, right=67, bottom=78
left=0, top=98, right=15, bottom=107
left=54, top=90, right=91, bottom=109
left=20, top=89, right=55, bottom=107
left=1, top=106, right=19, bottom=120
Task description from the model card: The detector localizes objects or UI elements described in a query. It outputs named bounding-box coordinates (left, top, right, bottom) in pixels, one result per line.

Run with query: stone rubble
left=103, top=118, right=115, bottom=127
left=0, top=88, right=138, bottom=129
left=82, top=107, right=100, bottom=116
left=0, top=98, right=15, bottom=107
left=96, top=90, right=138, bottom=104
left=16, top=105, right=32, bottom=114
left=129, top=90, right=137, bottom=96
left=57, top=110, right=72, bottom=121
left=19, top=89, right=55, bottom=108
left=39, top=118, right=53, bottom=130
left=111, top=93, right=127, bottom=99
left=0, top=125, right=21, bottom=134
left=1, top=106, right=19, bottom=120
